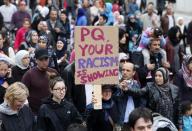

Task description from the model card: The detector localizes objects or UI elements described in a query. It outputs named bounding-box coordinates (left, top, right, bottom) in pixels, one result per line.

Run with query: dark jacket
left=37, top=97, right=83, bottom=131
left=115, top=80, right=143, bottom=125
left=86, top=99, right=119, bottom=131
left=173, top=70, right=192, bottom=102
left=12, top=66, right=29, bottom=82
left=22, top=67, right=58, bottom=114
left=126, top=82, right=181, bottom=128
left=0, top=105, right=34, bottom=131
left=0, top=77, right=14, bottom=104
left=62, top=63, right=87, bottom=117
left=46, top=19, right=65, bottom=43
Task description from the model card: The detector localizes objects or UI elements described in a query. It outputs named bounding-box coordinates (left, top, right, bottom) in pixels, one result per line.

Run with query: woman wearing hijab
left=123, top=67, right=181, bottom=129
left=174, top=55, right=192, bottom=102
left=12, top=50, right=30, bottom=82
left=55, top=38, right=69, bottom=74
left=76, top=8, right=87, bottom=26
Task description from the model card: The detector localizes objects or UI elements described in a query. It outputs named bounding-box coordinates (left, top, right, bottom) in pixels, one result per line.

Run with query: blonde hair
left=4, top=82, right=29, bottom=107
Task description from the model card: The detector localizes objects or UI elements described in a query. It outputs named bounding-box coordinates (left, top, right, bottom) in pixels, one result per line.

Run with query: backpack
left=152, top=113, right=178, bottom=131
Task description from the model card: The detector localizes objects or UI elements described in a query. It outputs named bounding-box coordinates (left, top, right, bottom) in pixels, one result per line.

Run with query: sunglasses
left=120, top=59, right=129, bottom=63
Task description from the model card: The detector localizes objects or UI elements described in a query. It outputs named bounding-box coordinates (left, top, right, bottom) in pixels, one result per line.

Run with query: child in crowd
left=181, top=101, right=192, bottom=131
left=0, top=58, right=14, bottom=103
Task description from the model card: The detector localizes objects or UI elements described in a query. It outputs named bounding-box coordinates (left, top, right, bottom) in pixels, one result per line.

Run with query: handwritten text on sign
left=75, top=26, right=119, bottom=84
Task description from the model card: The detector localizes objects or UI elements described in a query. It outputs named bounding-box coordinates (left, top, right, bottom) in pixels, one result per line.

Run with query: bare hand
left=55, top=28, right=61, bottom=33
left=120, top=80, right=128, bottom=91
left=162, top=61, right=170, bottom=68
left=2, top=81, right=9, bottom=88
left=147, top=64, right=155, bottom=70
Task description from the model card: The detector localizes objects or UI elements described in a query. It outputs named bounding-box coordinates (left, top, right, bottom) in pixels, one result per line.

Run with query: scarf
left=181, top=55, right=192, bottom=88
left=15, top=50, right=29, bottom=69
left=155, top=68, right=174, bottom=121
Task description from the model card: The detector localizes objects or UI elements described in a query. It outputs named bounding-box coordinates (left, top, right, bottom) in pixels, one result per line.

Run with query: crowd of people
left=0, top=0, right=192, bottom=131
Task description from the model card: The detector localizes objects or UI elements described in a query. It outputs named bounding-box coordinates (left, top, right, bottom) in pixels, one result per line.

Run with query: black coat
left=12, top=66, right=29, bottom=82
left=87, top=99, right=119, bottom=131
left=173, top=70, right=192, bottom=102
left=0, top=105, right=34, bottom=131
left=37, top=98, right=83, bottom=131
left=61, top=63, right=87, bottom=116
left=126, top=82, right=181, bottom=128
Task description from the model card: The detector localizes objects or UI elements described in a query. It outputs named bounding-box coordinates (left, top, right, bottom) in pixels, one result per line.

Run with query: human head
left=119, top=53, right=129, bottom=68
left=4, top=82, right=29, bottom=111
left=148, top=38, right=161, bottom=53
left=155, top=67, right=169, bottom=86
left=0, top=60, right=9, bottom=78
left=50, top=9, right=58, bottom=21
left=181, top=101, right=192, bottom=115
left=67, top=123, right=87, bottom=131
left=122, top=62, right=136, bottom=80
left=56, top=38, right=65, bottom=51
left=182, top=55, right=192, bottom=72
left=98, top=14, right=108, bottom=25
left=153, top=27, right=163, bottom=38
left=102, top=85, right=114, bottom=101
left=15, top=50, right=30, bottom=69
left=119, top=28, right=127, bottom=44
left=41, top=21, right=48, bottom=32
left=167, top=26, right=181, bottom=44
left=147, top=2, right=154, bottom=16
left=3, top=0, right=10, bottom=5
left=177, top=17, right=184, bottom=26
left=166, top=4, right=173, bottom=15
left=60, top=10, right=68, bottom=21
left=117, top=15, right=124, bottom=24
left=49, top=76, right=66, bottom=103
left=22, top=18, right=31, bottom=29
left=128, top=14, right=136, bottom=23
left=35, top=48, right=49, bottom=71
left=82, top=0, right=90, bottom=8
left=0, top=31, right=6, bottom=49
left=128, top=107, right=153, bottom=131
left=18, top=0, right=27, bottom=12
left=38, top=35, right=48, bottom=49
left=26, top=30, right=38, bottom=44
left=94, top=0, right=100, bottom=8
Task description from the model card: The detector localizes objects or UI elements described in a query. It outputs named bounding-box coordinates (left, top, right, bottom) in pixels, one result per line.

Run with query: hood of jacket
left=0, top=101, right=18, bottom=115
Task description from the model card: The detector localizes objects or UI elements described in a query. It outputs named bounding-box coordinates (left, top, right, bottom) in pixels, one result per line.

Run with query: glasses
left=120, top=59, right=129, bottom=63
left=53, top=87, right=66, bottom=92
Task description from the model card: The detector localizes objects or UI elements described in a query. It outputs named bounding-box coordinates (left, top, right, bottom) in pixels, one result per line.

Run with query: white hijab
left=15, top=50, right=29, bottom=70
left=176, top=17, right=185, bottom=34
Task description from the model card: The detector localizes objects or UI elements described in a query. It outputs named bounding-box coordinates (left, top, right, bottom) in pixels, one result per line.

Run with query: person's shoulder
left=47, top=67, right=58, bottom=75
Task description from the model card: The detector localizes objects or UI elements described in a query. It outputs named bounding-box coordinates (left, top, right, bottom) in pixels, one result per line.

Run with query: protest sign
left=75, top=26, right=119, bottom=84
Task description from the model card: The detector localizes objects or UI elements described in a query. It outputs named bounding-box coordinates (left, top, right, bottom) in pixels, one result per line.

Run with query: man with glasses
left=22, top=48, right=58, bottom=116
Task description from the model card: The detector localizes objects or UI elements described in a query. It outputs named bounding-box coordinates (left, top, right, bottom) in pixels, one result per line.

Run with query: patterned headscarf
left=181, top=55, right=192, bottom=88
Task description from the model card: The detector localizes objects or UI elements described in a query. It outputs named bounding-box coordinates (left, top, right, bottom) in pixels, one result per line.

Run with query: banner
left=75, top=26, right=119, bottom=84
